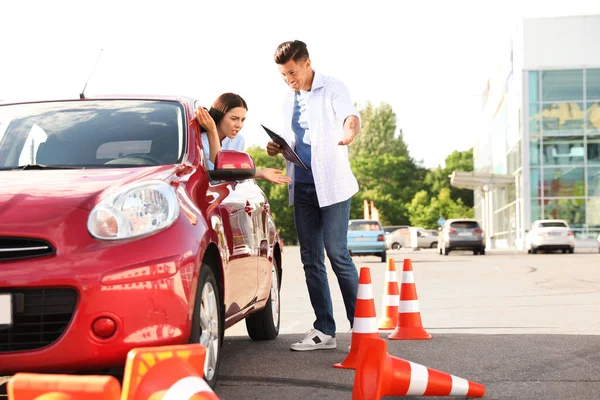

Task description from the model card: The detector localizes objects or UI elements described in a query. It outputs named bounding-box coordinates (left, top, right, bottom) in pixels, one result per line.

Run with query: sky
left=2, top=0, right=600, bottom=169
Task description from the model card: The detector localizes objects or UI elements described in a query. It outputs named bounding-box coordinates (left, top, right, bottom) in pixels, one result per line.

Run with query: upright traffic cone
left=121, top=343, right=219, bottom=400
left=353, top=337, right=485, bottom=399
left=334, top=267, right=380, bottom=370
left=388, top=258, right=431, bottom=340
left=378, top=258, right=399, bottom=331
left=7, top=373, right=121, bottom=400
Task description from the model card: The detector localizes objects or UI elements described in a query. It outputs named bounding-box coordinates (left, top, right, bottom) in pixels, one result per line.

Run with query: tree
left=406, top=188, right=474, bottom=229
left=245, top=146, right=297, bottom=245
left=349, top=101, right=426, bottom=225
left=424, top=148, right=474, bottom=207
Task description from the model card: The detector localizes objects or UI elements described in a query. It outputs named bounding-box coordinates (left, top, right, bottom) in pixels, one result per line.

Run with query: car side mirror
left=525, top=229, right=529, bottom=233
left=210, top=150, right=256, bottom=181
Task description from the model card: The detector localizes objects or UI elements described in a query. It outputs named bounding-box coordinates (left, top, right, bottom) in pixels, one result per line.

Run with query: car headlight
left=87, top=180, right=180, bottom=240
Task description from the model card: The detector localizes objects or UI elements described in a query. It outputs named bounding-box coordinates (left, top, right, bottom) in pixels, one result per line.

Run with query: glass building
left=451, top=15, right=600, bottom=249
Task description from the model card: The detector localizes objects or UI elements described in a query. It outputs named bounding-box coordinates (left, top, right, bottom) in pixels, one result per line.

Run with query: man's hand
left=338, top=115, right=360, bottom=146
left=266, top=141, right=283, bottom=156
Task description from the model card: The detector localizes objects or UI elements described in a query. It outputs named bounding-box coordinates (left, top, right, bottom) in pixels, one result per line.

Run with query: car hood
left=0, top=166, right=178, bottom=211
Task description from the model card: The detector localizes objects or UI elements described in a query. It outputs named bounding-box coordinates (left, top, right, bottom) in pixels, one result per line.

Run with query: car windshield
left=539, top=221, right=568, bottom=228
left=349, top=221, right=383, bottom=231
left=450, top=221, right=480, bottom=229
left=0, top=100, right=185, bottom=169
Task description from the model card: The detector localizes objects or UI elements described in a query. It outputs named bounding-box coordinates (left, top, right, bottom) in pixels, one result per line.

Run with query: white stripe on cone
left=357, top=284, right=373, bottom=300
left=399, top=300, right=420, bottom=313
left=406, top=361, right=429, bottom=395
left=402, top=271, right=415, bottom=283
left=353, top=317, right=378, bottom=333
left=385, top=271, right=398, bottom=282
left=163, top=376, right=215, bottom=400
left=450, top=375, right=470, bottom=395
left=382, top=295, right=400, bottom=306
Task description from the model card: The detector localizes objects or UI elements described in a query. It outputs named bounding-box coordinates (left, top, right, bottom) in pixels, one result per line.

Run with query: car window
left=349, top=221, right=383, bottom=231
left=450, top=221, right=480, bottom=229
left=0, top=100, right=185, bottom=169
left=539, top=221, right=568, bottom=228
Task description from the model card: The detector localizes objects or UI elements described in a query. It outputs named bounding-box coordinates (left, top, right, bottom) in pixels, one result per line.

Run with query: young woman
left=195, top=93, right=291, bottom=184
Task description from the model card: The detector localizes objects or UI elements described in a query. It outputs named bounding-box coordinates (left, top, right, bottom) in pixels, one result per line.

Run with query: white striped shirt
left=281, top=70, right=360, bottom=208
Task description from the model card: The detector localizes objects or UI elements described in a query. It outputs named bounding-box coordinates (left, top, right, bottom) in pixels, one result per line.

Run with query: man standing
left=267, top=40, right=361, bottom=351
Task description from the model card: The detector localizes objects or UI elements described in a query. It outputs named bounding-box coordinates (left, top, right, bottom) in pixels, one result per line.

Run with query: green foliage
left=406, top=188, right=474, bottom=229
left=245, top=146, right=297, bottom=245
left=424, top=148, right=474, bottom=207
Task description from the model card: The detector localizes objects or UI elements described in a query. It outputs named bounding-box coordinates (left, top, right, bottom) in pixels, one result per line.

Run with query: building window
left=543, top=198, right=586, bottom=228
left=586, top=69, right=600, bottom=100
left=589, top=167, right=600, bottom=196
left=541, top=70, right=584, bottom=102
left=529, top=103, right=540, bottom=137
left=588, top=198, right=600, bottom=228
left=588, top=137, right=600, bottom=164
left=542, top=167, right=585, bottom=197
left=587, top=102, right=600, bottom=134
left=541, top=102, right=584, bottom=136
left=530, top=167, right=541, bottom=197
left=531, top=199, right=542, bottom=221
left=528, top=71, right=539, bottom=103
left=542, top=136, right=584, bottom=165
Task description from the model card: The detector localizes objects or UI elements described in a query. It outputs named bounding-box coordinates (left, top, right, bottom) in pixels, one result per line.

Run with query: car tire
left=480, top=247, right=485, bottom=255
left=392, top=243, right=401, bottom=250
left=568, top=247, right=574, bottom=254
left=246, top=257, right=281, bottom=341
left=430, top=242, right=438, bottom=249
left=531, top=246, right=537, bottom=254
left=189, top=264, right=223, bottom=389
left=473, top=249, right=478, bottom=255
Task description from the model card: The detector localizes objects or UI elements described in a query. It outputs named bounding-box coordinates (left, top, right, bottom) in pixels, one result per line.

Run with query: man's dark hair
left=274, top=40, right=310, bottom=65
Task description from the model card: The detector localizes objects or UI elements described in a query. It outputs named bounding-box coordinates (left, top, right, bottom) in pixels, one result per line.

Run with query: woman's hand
left=195, top=106, right=217, bottom=135
left=257, top=168, right=292, bottom=184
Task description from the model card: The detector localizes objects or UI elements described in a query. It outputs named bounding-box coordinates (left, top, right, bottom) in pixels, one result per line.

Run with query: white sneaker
left=290, top=329, right=337, bottom=351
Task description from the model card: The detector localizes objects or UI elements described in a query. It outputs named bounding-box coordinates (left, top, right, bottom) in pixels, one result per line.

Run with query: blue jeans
left=293, top=183, right=359, bottom=337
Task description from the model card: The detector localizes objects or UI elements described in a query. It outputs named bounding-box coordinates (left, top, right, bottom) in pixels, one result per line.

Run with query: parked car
left=0, top=96, right=283, bottom=388
left=417, top=229, right=439, bottom=248
left=438, top=219, right=485, bottom=255
left=525, top=219, right=575, bottom=254
left=385, top=226, right=409, bottom=250
left=348, top=219, right=387, bottom=262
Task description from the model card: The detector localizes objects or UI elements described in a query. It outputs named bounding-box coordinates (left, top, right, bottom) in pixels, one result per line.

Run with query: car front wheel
left=189, top=264, right=223, bottom=389
left=246, top=257, right=281, bottom=341
left=392, top=242, right=401, bottom=250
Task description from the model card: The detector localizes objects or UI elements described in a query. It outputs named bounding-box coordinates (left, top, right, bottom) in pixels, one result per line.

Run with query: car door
left=218, top=179, right=260, bottom=317
left=250, top=186, right=275, bottom=301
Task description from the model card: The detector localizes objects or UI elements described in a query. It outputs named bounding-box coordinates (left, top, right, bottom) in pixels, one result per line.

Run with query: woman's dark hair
left=200, top=93, right=248, bottom=133
left=209, top=92, right=248, bottom=125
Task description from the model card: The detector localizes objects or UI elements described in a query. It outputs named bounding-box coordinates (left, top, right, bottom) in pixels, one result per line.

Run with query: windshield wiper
left=11, top=164, right=85, bottom=170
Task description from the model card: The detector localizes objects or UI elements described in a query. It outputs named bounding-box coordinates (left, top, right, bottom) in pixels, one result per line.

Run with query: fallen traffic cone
left=334, top=267, right=380, bottom=370
left=353, top=337, right=485, bottom=399
left=388, top=258, right=431, bottom=340
left=7, top=373, right=120, bottom=400
left=121, top=343, right=219, bottom=400
left=378, top=258, right=399, bottom=331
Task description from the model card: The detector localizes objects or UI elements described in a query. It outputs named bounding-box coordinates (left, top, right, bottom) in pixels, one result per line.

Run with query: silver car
left=438, top=219, right=486, bottom=256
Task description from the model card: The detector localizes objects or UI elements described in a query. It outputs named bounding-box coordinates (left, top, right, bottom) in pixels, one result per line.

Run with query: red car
left=0, top=96, right=283, bottom=388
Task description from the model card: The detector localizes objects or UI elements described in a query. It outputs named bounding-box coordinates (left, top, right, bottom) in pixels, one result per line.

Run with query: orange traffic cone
left=353, top=337, right=485, bottom=399
left=334, top=267, right=380, bottom=370
left=378, top=258, right=399, bottom=331
left=388, top=258, right=431, bottom=340
left=7, top=373, right=120, bottom=400
left=121, top=343, right=219, bottom=400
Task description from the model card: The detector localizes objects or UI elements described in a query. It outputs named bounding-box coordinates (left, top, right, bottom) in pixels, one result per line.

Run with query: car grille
left=0, top=288, right=78, bottom=352
left=0, top=237, right=56, bottom=261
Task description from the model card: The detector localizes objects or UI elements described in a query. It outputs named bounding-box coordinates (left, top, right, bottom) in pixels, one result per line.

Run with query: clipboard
left=261, top=125, right=309, bottom=171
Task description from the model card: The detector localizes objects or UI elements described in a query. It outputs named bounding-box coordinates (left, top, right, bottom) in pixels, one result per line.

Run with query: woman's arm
left=195, top=106, right=221, bottom=165
left=255, top=168, right=292, bottom=184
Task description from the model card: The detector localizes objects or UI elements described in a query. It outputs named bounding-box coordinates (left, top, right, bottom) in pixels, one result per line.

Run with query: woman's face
left=218, top=106, right=247, bottom=139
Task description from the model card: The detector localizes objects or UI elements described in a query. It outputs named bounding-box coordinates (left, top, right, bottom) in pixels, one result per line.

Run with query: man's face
left=278, top=58, right=311, bottom=91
